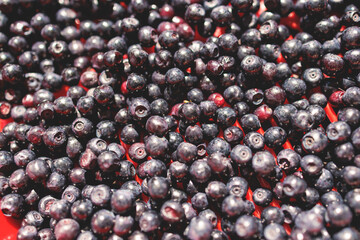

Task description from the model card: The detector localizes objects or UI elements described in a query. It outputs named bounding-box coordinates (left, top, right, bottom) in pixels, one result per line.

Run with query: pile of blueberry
left=0, top=0, right=360, bottom=239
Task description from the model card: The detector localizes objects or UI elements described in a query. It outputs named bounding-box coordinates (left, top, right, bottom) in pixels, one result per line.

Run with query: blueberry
left=252, top=150, right=276, bottom=176
left=343, top=87, right=360, bottom=107
left=210, top=5, right=233, bottom=26
left=190, top=160, right=211, bottom=183
left=208, top=152, right=231, bottom=174
left=230, top=144, right=252, bottom=166
left=253, top=188, right=273, bottom=207
left=302, top=129, right=328, bottom=154
left=42, top=127, right=67, bottom=148
left=235, top=215, right=261, bottom=239
left=91, top=209, right=115, bottom=235
left=90, top=184, right=111, bottom=207
left=222, top=195, right=245, bottom=219
left=70, top=199, right=93, bottom=222
left=146, top=115, right=169, bottom=136
left=240, top=114, right=261, bottom=132
left=327, top=203, right=353, bottom=227
left=46, top=172, right=66, bottom=193
left=345, top=189, right=360, bottom=215
left=49, top=199, right=70, bottom=221
left=111, top=189, right=135, bottom=214
left=121, top=124, right=140, bottom=145
left=160, top=200, right=185, bottom=223
left=96, top=120, right=117, bottom=141
left=148, top=176, right=169, bottom=200
left=26, top=159, right=50, bottom=182
left=241, top=55, right=263, bottom=76
left=60, top=185, right=80, bottom=204
left=202, top=123, right=219, bottom=140
left=1, top=193, right=24, bottom=218
left=291, top=110, right=314, bottom=132
left=145, top=135, right=168, bottom=158
left=333, top=227, right=360, bottom=240
left=185, top=125, right=203, bottom=145
left=76, top=231, right=97, bottom=240
left=128, top=230, right=149, bottom=240
left=162, top=232, right=183, bottom=240
left=283, top=175, right=307, bottom=197
left=216, top=107, right=236, bottom=127
left=139, top=210, right=161, bottom=233
left=261, top=206, right=285, bottom=225
left=264, top=126, right=287, bottom=148
left=314, top=169, right=334, bottom=193
left=121, top=181, right=142, bottom=199
left=137, top=159, right=166, bottom=179
left=129, top=142, right=147, bottom=162
left=113, top=215, right=134, bottom=237
left=185, top=217, right=213, bottom=240
left=207, top=137, right=231, bottom=156
left=17, top=226, right=38, bottom=240
left=169, top=161, right=188, bottom=181
left=342, top=166, right=360, bottom=187
left=22, top=211, right=44, bottom=228
left=244, top=131, right=265, bottom=151
left=97, top=151, right=120, bottom=172
left=263, top=223, right=287, bottom=240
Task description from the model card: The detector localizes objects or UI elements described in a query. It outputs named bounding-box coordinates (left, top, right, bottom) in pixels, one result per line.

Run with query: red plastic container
left=0, top=1, right=341, bottom=239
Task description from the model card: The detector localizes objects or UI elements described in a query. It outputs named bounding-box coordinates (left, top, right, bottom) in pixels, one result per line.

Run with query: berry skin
left=230, top=144, right=252, bottom=166
left=301, top=155, right=324, bottom=176
left=291, top=110, right=314, bottom=132
left=146, top=115, right=169, bottom=136
left=90, top=184, right=111, bottom=207
left=224, top=126, right=244, bottom=145
left=216, top=107, right=237, bottom=127
left=240, top=114, right=261, bottom=132
left=97, top=151, right=120, bottom=172
left=111, top=189, right=135, bottom=214
left=302, top=129, right=328, bottom=154
left=191, top=193, right=209, bottom=211
left=277, top=149, right=300, bottom=173
left=327, top=203, right=353, bottom=227
left=252, top=150, right=276, bottom=176
left=91, top=209, right=115, bottom=235
left=190, top=160, right=212, bottom=183
left=70, top=199, right=93, bottom=222
left=207, top=137, right=231, bottom=156
left=160, top=200, right=185, bottom=223
left=148, top=176, right=170, bottom=200
left=235, top=215, right=261, bottom=239
left=26, top=159, right=51, bottom=183
left=244, top=131, right=265, bottom=151
left=283, top=175, right=307, bottom=197
left=253, top=188, right=273, bottom=207
left=264, top=127, right=287, bottom=148
left=17, top=226, right=38, bottom=240
left=145, top=135, right=168, bottom=158
left=241, top=55, right=263, bottom=76
left=185, top=217, right=213, bottom=240
left=222, top=195, right=245, bottom=218
left=1, top=193, right=24, bottom=218
left=42, top=127, right=67, bottom=148
left=129, top=142, right=147, bottom=162
left=264, top=223, right=287, bottom=240
left=113, top=215, right=134, bottom=237
left=261, top=206, right=285, bottom=225
left=139, top=210, right=161, bottom=233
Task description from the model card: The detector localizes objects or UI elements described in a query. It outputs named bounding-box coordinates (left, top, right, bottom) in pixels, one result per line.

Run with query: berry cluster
left=0, top=0, right=360, bottom=239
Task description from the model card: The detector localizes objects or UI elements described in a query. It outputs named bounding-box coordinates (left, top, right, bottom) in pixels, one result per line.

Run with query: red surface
left=0, top=0, right=342, bottom=239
